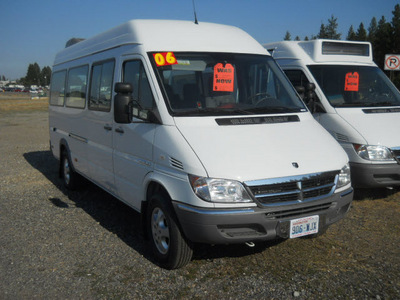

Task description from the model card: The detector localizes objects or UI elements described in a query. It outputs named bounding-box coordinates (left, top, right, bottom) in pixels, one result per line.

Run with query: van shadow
left=24, top=150, right=283, bottom=266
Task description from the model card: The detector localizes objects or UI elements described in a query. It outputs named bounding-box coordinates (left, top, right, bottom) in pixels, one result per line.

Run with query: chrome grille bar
left=245, top=171, right=339, bottom=206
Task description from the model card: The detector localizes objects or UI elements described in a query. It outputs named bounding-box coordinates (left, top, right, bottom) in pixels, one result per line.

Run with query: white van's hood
left=336, top=107, right=400, bottom=147
left=174, top=114, right=348, bottom=181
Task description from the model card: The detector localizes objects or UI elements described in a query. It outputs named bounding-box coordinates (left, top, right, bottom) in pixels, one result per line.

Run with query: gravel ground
left=1, top=104, right=400, bottom=299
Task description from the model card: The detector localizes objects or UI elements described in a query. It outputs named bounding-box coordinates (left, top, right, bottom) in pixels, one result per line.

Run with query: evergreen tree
left=374, top=16, right=392, bottom=69
left=40, top=66, right=52, bottom=86
left=356, top=22, right=368, bottom=41
left=295, top=36, right=300, bottom=41
left=347, top=25, right=357, bottom=40
left=390, top=4, right=400, bottom=88
left=25, top=63, right=41, bottom=86
left=368, top=17, right=378, bottom=44
left=325, top=15, right=341, bottom=39
left=304, top=36, right=309, bottom=41
left=284, top=31, right=291, bottom=41
left=392, top=4, right=400, bottom=53
left=317, top=23, right=327, bottom=39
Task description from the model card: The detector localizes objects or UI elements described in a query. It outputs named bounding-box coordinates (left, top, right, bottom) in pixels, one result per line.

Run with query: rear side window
left=50, top=70, right=66, bottom=106
left=89, top=60, right=115, bottom=111
left=123, top=60, right=155, bottom=109
left=66, top=65, right=88, bottom=108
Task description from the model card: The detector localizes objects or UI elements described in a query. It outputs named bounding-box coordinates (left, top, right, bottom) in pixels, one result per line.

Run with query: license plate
left=290, top=215, right=319, bottom=238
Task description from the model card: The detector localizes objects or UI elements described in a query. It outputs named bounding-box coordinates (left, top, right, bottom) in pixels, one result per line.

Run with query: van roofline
left=54, top=19, right=269, bottom=66
left=263, top=39, right=374, bottom=65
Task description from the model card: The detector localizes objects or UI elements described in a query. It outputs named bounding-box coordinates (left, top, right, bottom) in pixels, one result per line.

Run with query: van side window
left=66, top=65, right=88, bottom=108
left=284, top=70, right=311, bottom=88
left=49, top=70, right=66, bottom=106
left=284, top=69, right=320, bottom=102
left=123, top=60, right=154, bottom=109
left=89, top=60, right=115, bottom=111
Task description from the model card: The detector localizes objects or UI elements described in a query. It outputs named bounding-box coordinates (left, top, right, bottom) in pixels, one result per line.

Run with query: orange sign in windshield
left=344, top=72, right=359, bottom=92
left=213, top=63, right=234, bottom=92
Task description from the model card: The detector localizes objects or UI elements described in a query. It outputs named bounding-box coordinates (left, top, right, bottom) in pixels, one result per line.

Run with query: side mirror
left=295, top=86, right=305, bottom=99
left=114, top=82, right=133, bottom=124
left=304, top=83, right=326, bottom=114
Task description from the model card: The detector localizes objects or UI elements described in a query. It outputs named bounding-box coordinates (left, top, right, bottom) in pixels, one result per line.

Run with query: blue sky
left=0, top=0, right=398, bottom=80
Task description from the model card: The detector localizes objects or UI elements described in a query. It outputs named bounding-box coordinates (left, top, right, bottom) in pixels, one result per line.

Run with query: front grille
left=245, top=171, right=338, bottom=206
left=265, top=202, right=333, bottom=219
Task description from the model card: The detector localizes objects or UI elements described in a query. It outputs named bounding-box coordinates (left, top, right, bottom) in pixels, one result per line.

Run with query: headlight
left=337, top=163, right=351, bottom=189
left=353, top=144, right=394, bottom=161
left=188, top=175, right=252, bottom=203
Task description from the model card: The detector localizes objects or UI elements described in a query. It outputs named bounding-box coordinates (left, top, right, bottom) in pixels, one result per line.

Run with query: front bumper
left=350, top=162, right=400, bottom=188
left=173, top=187, right=353, bottom=244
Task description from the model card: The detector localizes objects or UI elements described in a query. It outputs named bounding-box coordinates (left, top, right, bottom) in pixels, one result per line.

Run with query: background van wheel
left=148, top=194, right=193, bottom=269
left=61, top=149, right=80, bottom=190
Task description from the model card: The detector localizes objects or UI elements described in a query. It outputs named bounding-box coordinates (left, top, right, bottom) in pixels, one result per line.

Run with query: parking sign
left=385, top=55, right=400, bottom=71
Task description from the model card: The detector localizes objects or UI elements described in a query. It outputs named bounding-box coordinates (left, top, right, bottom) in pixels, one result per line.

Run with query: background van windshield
left=308, top=65, right=400, bottom=108
left=151, top=53, right=306, bottom=116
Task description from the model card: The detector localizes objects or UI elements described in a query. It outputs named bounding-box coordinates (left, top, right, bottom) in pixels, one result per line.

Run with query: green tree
left=294, top=36, right=300, bottom=41
left=374, top=16, right=392, bottom=69
left=25, top=63, right=41, bottom=86
left=40, top=66, right=52, bottom=86
left=368, top=17, right=378, bottom=44
left=317, top=23, right=327, bottom=38
left=392, top=4, right=400, bottom=54
left=390, top=4, right=400, bottom=88
left=325, top=15, right=341, bottom=39
left=356, top=22, right=368, bottom=41
left=284, top=31, right=291, bottom=41
left=346, top=25, right=357, bottom=40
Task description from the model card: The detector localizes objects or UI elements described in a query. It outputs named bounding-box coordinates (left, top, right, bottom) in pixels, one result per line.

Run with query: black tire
left=61, top=149, right=79, bottom=190
left=147, top=193, right=193, bottom=269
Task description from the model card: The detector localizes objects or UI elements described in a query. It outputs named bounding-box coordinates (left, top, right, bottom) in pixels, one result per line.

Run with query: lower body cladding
left=173, top=188, right=353, bottom=244
left=350, top=162, right=400, bottom=188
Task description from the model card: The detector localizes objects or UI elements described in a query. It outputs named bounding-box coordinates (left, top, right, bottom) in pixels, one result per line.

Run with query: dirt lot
left=1, top=93, right=400, bottom=299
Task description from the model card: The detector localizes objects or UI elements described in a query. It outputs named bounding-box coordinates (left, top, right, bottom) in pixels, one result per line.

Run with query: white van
left=49, top=20, right=353, bottom=269
left=264, top=40, right=400, bottom=188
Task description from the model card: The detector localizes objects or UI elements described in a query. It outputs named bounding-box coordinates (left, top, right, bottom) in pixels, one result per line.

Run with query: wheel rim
left=151, top=207, right=170, bottom=255
left=63, top=156, right=71, bottom=185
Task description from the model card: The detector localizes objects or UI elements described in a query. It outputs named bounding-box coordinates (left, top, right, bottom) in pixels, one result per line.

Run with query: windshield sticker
left=177, top=60, right=190, bottom=65
left=153, top=52, right=178, bottom=67
left=213, top=63, right=234, bottom=92
left=344, top=72, right=359, bottom=92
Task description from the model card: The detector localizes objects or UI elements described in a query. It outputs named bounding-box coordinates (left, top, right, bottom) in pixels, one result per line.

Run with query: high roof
left=264, top=39, right=374, bottom=65
left=54, top=19, right=268, bottom=65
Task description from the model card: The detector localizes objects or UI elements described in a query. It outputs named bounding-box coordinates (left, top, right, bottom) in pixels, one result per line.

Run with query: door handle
left=104, top=124, right=112, bottom=131
left=115, top=127, right=124, bottom=134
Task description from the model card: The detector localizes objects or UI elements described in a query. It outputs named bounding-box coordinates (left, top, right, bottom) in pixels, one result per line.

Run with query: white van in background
left=264, top=40, right=400, bottom=188
left=49, top=20, right=353, bottom=269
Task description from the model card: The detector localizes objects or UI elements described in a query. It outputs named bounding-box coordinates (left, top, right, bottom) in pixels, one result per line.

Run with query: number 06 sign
left=153, top=52, right=178, bottom=67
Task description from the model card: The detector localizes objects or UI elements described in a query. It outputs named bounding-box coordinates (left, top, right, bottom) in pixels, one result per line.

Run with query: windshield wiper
left=336, top=101, right=400, bottom=108
left=369, top=101, right=398, bottom=107
left=246, top=106, right=302, bottom=113
left=173, top=107, right=254, bottom=116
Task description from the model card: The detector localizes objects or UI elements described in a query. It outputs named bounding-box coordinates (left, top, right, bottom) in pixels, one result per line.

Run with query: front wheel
left=147, top=194, right=193, bottom=269
left=61, top=149, right=80, bottom=190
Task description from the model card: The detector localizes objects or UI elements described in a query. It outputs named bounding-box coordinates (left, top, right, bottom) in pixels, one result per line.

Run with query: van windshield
left=150, top=52, right=306, bottom=116
left=308, top=65, right=400, bottom=108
